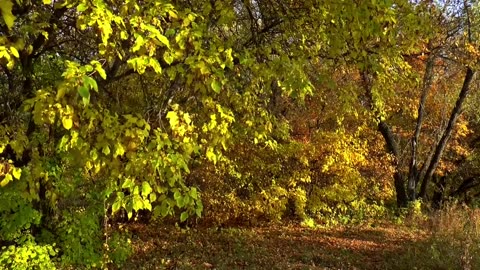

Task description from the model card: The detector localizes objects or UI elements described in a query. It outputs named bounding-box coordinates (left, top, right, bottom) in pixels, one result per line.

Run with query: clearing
left=124, top=222, right=428, bottom=270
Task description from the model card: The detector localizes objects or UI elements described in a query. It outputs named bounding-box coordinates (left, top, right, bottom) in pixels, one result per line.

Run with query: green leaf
left=149, top=192, right=157, bottom=202
left=144, top=200, right=152, bottom=211
left=82, top=96, right=90, bottom=106
left=102, top=145, right=110, bottom=155
left=163, top=51, right=174, bottom=65
left=195, top=208, right=202, bottom=217
left=206, top=147, right=217, bottom=164
left=133, top=195, right=143, bottom=211
left=95, top=65, right=107, bottom=80
left=173, top=190, right=181, bottom=200
left=114, top=142, right=125, bottom=157
left=160, top=201, right=169, bottom=217
left=211, top=80, right=221, bottom=93
left=83, top=75, right=98, bottom=92
left=90, top=78, right=98, bottom=92
left=142, top=181, right=152, bottom=196
left=157, top=34, right=170, bottom=48
left=176, top=196, right=184, bottom=207
left=0, top=0, right=15, bottom=30
left=189, top=187, right=198, bottom=200
left=62, top=117, right=73, bottom=130
left=180, top=211, right=189, bottom=222
left=153, top=205, right=161, bottom=218
left=196, top=201, right=203, bottom=217
left=112, top=200, right=122, bottom=213
left=77, top=3, right=87, bottom=12
left=122, top=178, right=135, bottom=189
left=165, top=29, right=176, bottom=36
left=78, top=86, right=90, bottom=99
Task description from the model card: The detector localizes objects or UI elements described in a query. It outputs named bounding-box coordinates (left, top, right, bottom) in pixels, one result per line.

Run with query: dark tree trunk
left=379, top=122, right=407, bottom=207
left=363, top=70, right=407, bottom=207
left=431, top=175, right=446, bottom=210
left=394, top=172, right=408, bottom=208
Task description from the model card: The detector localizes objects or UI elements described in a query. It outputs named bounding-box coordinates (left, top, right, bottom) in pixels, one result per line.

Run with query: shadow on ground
left=123, top=222, right=428, bottom=270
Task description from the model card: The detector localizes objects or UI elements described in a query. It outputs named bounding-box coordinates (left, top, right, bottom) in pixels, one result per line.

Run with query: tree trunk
left=362, top=70, right=407, bottom=207
left=431, top=175, right=446, bottom=209
left=408, top=54, right=436, bottom=201
left=419, top=67, right=475, bottom=198
left=394, top=172, right=408, bottom=208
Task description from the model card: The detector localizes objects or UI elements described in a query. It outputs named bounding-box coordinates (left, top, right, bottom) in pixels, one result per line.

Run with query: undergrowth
left=391, top=203, right=480, bottom=270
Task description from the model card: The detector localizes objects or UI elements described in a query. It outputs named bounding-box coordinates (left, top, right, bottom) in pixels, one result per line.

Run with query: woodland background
left=2, top=0, right=480, bottom=269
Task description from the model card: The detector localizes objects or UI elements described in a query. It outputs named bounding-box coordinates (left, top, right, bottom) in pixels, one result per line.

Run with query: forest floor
left=123, top=221, right=430, bottom=270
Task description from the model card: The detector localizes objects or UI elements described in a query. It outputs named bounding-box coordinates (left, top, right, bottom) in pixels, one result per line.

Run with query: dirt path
left=124, top=222, right=428, bottom=270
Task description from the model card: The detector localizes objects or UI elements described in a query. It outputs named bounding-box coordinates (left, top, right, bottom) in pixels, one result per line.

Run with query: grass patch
left=391, top=204, right=480, bottom=270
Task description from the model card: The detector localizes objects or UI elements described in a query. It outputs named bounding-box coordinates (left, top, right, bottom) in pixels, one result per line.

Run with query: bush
left=0, top=235, right=57, bottom=270
left=105, top=231, right=133, bottom=268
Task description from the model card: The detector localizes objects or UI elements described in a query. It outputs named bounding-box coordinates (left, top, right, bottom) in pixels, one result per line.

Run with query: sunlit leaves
left=211, top=80, right=222, bottom=93
left=0, top=47, right=18, bottom=69
left=0, top=174, right=12, bottom=187
left=12, top=167, right=21, bottom=180
left=62, top=116, right=73, bottom=130
left=166, top=111, right=179, bottom=128
left=9, top=47, right=19, bottom=58
left=91, top=61, right=107, bottom=79
left=0, top=162, right=21, bottom=187
left=141, top=182, right=152, bottom=197
left=77, top=3, right=88, bottom=12
left=82, top=76, right=98, bottom=92
left=132, top=35, right=144, bottom=52
left=156, top=34, right=170, bottom=48
left=0, top=0, right=15, bottom=30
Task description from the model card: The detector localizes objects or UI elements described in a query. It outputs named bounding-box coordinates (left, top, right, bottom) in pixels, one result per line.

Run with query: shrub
left=0, top=235, right=57, bottom=270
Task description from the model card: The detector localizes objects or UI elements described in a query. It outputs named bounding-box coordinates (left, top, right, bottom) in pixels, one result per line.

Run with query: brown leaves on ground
left=123, top=222, right=428, bottom=270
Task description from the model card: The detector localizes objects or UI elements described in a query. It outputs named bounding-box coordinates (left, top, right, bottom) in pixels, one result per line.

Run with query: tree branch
left=419, top=67, right=476, bottom=198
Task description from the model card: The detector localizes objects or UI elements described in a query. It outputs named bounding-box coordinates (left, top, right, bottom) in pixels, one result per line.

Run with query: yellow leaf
left=62, top=117, right=73, bottom=130
left=9, top=47, right=19, bottom=58
left=12, top=167, right=21, bottom=179
left=0, top=173, right=12, bottom=187
left=0, top=0, right=15, bottom=30
left=95, top=65, right=107, bottom=79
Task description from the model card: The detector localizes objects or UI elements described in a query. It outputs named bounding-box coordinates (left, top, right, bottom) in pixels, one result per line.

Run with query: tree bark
left=378, top=121, right=408, bottom=207
left=431, top=175, right=446, bottom=209
left=362, top=70, right=407, bottom=207
left=408, top=54, right=436, bottom=201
